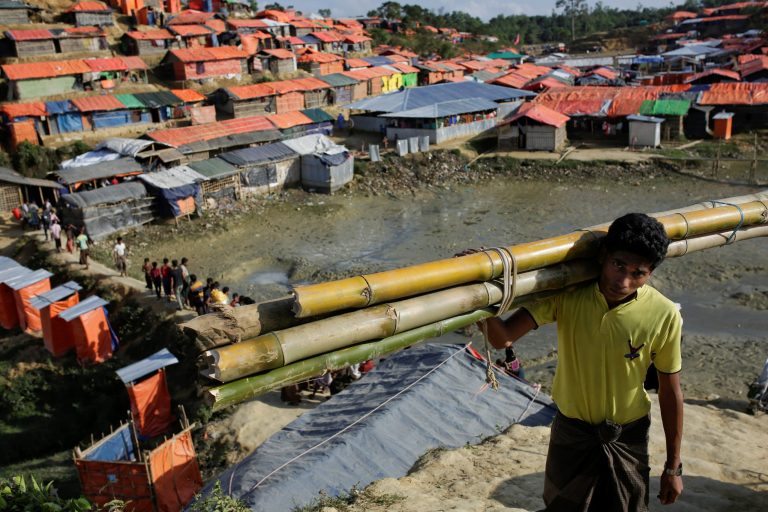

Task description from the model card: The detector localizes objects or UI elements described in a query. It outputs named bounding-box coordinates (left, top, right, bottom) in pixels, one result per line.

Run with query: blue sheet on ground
left=195, top=343, right=557, bottom=511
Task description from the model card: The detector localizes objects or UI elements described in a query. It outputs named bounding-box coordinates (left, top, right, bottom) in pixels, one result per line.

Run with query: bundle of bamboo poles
left=195, top=192, right=768, bottom=410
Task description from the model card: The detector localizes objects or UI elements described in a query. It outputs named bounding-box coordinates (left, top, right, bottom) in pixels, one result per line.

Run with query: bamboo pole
left=293, top=195, right=768, bottom=318
left=204, top=224, right=768, bottom=409
left=201, top=260, right=599, bottom=382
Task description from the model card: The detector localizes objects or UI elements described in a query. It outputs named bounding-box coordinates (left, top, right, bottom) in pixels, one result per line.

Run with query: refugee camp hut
left=339, top=70, right=370, bottom=100
left=347, top=81, right=534, bottom=142
left=712, top=111, right=734, bottom=139
left=162, top=47, right=249, bottom=83
left=0, top=0, right=38, bottom=24
left=66, top=1, right=114, bottom=27
left=69, top=95, right=150, bottom=133
left=297, top=51, right=344, bottom=76
left=168, top=24, right=218, bottom=49
left=122, top=29, right=176, bottom=56
left=84, top=56, right=149, bottom=89
left=0, top=260, right=28, bottom=330
left=343, top=34, right=372, bottom=54
left=1, top=59, right=91, bottom=100
left=213, top=83, right=277, bottom=118
left=58, top=295, right=116, bottom=364
left=499, top=103, right=569, bottom=151
left=146, top=115, right=281, bottom=160
left=684, top=68, right=740, bottom=85
left=5, top=269, right=52, bottom=332
left=387, top=62, right=419, bottom=87
left=226, top=18, right=270, bottom=35
left=288, top=18, right=316, bottom=37
left=318, top=73, right=359, bottom=105
left=259, top=48, right=297, bottom=75
left=218, top=142, right=300, bottom=196
left=59, top=181, right=154, bottom=239
left=282, top=134, right=353, bottom=193
left=0, top=102, right=45, bottom=149
left=5, top=29, right=56, bottom=58
left=132, top=90, right=184, bottom=122
left=292, top=77, right=333, bottom=108
left=74, top=418, right=202, bottom=511
left=116, top=348, right=179, bottom=438
left=627, top=115, right=664, bottom=148
left=309, top=30, right=343, bottom=53
left=740, top=56, right=768, bottom=82
left=28, top=281, right=81, bottom=356
left=638, top=99, right=690, bottom=140
left=138, top=166, right=204, bottom=220
left=300, top=108, right=335, bottom=134
left=0, top=166, right=63, bottom=209
left=186, top=157, right=240, bottom=201
left=266, top=110, right=314, bottom=137
left=55, top=157, right=144, bottom=193
left=56, top=26, right=109, bottom=53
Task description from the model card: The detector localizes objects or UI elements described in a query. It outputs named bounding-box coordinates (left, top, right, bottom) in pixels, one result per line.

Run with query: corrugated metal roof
left=148, top=115, right=276, bottom=147
left=177, top=129, right=282, bottom=154
left=169, top=47, right=248, bottom=63
left=362, top=56, right=393, bottom=66
left=125, top=29, right=174, bottom=40
left=115, top=348, right=179, bottom=384
left=58, top=295, right=108, bottom=322
left=0, top=166, right=62, bottom=188
left=2, top=59, right=91, bottom=80
left=267, top=111, right=312, bottom=129
left=28, top=281, right=81, bottom=310
left=0, top=256, right=21, bottom=272
left=131, top=91, right=182, bottom=108
left=6, top=29, right=53, bottom=40
left=219, top=142, right=297, bottom=166
left=318, top=73, right=359, bottom=87
left=55, top=157, right=143, bottom=185
left=0, top=265, right=30, bottom=285
left=61, top=181, right=147, bottom=208
left=186, top=158, right=238, bottom=179
left=115, top=94, right=145, bottom=109
left=5, top=268, right=52, bottom=290
left=638, top=99, right=691, bottom=116
left=138, top=166, right=206, bottom=188
left=347, top=81, right=534, bottom=113
left=381, top=98, right=500, bottom=118
left=301, top=108, right=334, bottom=123
left=171, top=89, right=205, bottom=103
left=71, top=95, right=126, bottom=112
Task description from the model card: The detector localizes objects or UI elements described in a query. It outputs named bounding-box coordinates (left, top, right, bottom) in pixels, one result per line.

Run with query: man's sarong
left=543, top=412, right=650, bottom=512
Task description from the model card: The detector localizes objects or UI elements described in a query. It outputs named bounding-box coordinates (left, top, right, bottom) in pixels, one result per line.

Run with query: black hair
left=603, top=213, right=669, bottom=269
left=190, top=274, right=197, bottom=281
left=172, top=259, right=178, bottom=266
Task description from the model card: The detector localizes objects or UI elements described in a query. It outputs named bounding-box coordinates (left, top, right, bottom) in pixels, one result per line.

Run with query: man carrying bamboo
left=483, top=213, right=684, bottom=511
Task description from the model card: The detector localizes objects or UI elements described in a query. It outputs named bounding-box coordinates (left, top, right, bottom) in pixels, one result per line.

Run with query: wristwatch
left=663, top=462, right=683, bottom=476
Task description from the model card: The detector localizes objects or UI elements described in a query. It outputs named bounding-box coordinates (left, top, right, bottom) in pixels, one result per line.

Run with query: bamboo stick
left=292, top=194, right=768, bottom=318
left=204, top=224, right=768, bottom=409
left=202, top=260, right=599, bottom=382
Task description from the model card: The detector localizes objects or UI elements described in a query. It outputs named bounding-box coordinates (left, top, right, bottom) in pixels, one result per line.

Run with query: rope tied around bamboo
left=479, top=247, right=519, bottom=391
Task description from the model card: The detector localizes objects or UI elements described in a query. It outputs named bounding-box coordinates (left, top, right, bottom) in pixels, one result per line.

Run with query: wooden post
left=713, top=141, right=721, bottom=177
left=750, top=132, right=758, bottom=185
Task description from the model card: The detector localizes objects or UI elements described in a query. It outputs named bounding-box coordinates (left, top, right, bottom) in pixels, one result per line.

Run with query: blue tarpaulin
left=195, top=343, right=557, bottom=512
left=92, top=111, right=151, bottom=129
left=58, top=113, right=84, bottom=133
left=83, top=424, right=136, bottom=461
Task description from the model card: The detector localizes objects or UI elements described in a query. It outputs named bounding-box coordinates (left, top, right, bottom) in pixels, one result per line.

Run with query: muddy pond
left=135, top=173, right=768, bottom=402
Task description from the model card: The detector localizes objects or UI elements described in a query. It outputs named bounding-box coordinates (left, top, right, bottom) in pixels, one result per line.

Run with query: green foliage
left=0, top=151, right=11, bottom=168
left=0, top=475, right=93, bottom=511
left=188, top=481, right=250, bottom=512
left=12, top=142, right=59, bottom=179
left=318, top=8, right=331, bottom=18
left=263, top=1, right=284, bottom=10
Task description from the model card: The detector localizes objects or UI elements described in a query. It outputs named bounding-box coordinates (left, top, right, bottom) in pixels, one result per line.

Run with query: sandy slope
left=340, top=395, right=768, bottom=512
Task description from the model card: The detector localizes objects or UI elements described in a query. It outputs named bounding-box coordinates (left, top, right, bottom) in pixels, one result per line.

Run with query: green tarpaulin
left=116, top=94, right=146, bottom=109
left=639, top=99, right=691, bottom=117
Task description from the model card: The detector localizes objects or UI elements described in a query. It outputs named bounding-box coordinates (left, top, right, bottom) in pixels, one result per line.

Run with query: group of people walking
left=141, top=257, right=248, bottom=315
left=20, top=200, right=92, bottom=269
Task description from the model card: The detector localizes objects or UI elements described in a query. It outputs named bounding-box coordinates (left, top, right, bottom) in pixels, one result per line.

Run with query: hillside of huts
left=1, top=0, right=768, bottom=507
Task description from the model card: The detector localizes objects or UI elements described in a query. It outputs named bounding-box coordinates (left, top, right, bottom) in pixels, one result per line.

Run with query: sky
left=281, top=0, right=679, bottom=21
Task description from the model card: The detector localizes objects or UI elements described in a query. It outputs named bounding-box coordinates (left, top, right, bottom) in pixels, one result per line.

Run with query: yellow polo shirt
left=526, top=282, right=682, bottom=425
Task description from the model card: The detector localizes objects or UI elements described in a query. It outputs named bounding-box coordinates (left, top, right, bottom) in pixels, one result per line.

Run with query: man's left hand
left=658, top=474, right=683, bottom=505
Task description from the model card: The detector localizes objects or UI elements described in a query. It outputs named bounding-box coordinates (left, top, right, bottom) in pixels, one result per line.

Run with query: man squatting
left=484, top=213, right=684, bottom=511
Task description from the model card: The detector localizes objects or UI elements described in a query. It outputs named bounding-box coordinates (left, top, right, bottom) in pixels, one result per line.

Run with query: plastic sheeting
left=61, top=181, right=148, bottom=208
left=149, top=430, right=203, bottom=512
left=116, top=348, right=179, bottom=384
left=408, top=136, right=419, bottom=153
left=396, top=138, right=408, bottom=156
left=369, top=144, right=380, bottom=162
left=60, top=149, right=123, bottom=169
left=12, top=276, right=51, bottom=332
left=200, top=344, right=556, bottom=512
left=419, top=135, right=430, bottom=152
left=127, top=371, right=173, bottom=438
left=82, top=424, right=136, bottom=462
left=96, top=138, right=154, bottom=157
left=41, top=293, right=80, bottom=356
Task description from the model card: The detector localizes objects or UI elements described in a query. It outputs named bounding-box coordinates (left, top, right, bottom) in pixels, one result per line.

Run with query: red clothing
left=150, top=267, right=162, bottom=279
left=160, top=265, right=171, bottom=278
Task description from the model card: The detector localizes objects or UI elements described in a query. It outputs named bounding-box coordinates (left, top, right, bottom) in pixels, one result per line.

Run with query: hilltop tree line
left=363, top=0, right=756, bottom=46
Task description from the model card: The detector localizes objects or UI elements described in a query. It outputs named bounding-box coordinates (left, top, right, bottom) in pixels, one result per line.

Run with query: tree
left=318, top=8, right=331, bottom=18
left=367, top=1, right=403, bottom=20
left=556, top=0, right=588, bottom=41
left=264, top=2, right=284, bottom=10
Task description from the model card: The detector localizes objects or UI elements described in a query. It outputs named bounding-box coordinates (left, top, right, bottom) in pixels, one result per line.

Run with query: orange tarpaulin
left=72, top=307, right=113, bottom=364
left=13, top=278, right=51, bottom=332
left=149, top=430, right=203, bottom=512
left=127, top=371, right=173, bottom=438
left=41, top=293, right=80, bottom=356
left=0, top=284, right=19, bottom=330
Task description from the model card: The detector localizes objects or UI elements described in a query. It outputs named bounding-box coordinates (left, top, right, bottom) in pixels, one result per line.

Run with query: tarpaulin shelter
left=138, top=167, right=204, bottom=218
left=58, top=295, right=117, bottom=364
left=116, top=348, right=179, bottom=438
left=28, top=281, right=81, bottom=356
left=75, top=419, right=202, bottom=512
left=5, top=268, right=53, bottom=332
left=197, top=344, right=556, bottom=511
left=282, top=134, right=353, bottom=193
left=0, top=257, right=27, bottom=330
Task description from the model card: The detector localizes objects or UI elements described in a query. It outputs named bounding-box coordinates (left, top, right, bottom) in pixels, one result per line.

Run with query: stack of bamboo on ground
left=183, top=192, right=768, bottom=411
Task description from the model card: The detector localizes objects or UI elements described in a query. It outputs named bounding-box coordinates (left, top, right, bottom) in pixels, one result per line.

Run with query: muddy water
left=149, top=175, right=767, bottom=401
